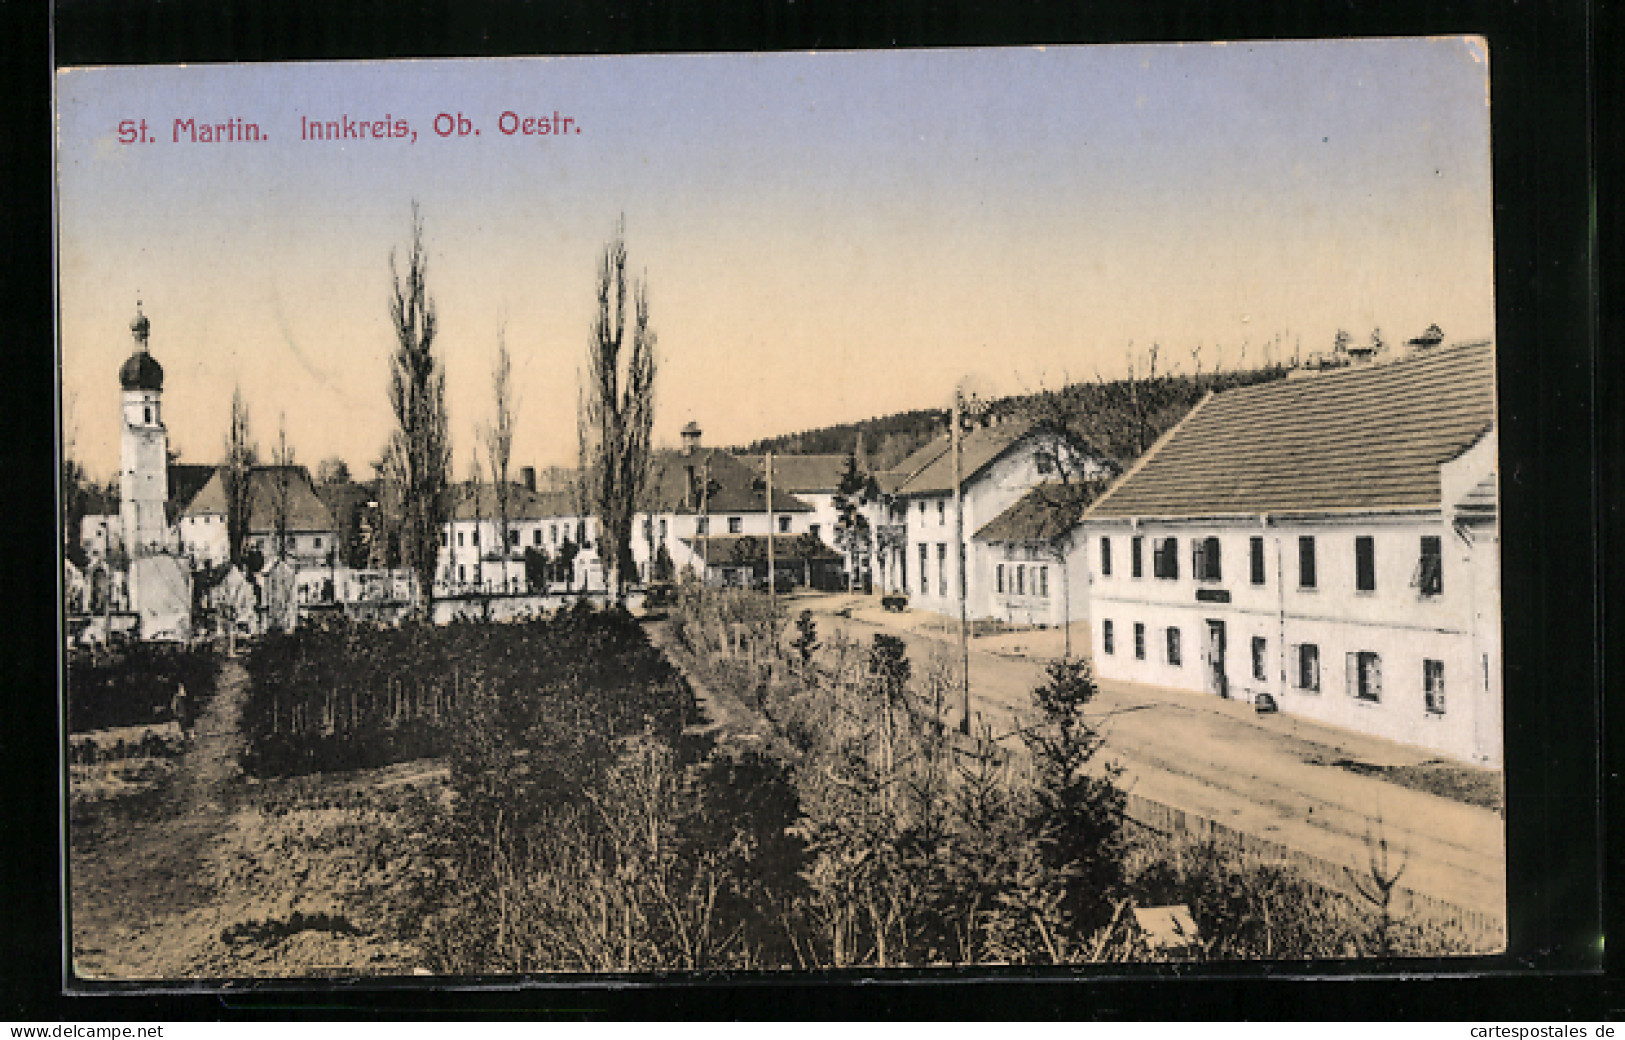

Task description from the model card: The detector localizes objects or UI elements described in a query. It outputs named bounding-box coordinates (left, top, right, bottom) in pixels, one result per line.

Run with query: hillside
left=732, top=366, right=1292, bottom=471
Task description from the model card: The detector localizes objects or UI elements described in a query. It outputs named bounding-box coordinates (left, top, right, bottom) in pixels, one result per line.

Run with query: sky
left=56, top=40, right=1495, bottom=482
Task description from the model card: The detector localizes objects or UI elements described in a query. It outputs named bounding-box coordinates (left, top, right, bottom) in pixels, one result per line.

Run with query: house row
left=432, top=423, right=845, bottom=595
left=853, top=339, right=1500, bottom=766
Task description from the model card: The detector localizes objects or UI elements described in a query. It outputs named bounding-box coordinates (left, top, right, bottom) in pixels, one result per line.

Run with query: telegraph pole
left=953, top=391, right=971, bottom=734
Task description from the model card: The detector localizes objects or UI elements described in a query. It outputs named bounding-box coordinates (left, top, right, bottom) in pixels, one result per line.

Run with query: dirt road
left=797, top=594, right=1507, bottom=924
left=69, top=658, right=437, bottom=980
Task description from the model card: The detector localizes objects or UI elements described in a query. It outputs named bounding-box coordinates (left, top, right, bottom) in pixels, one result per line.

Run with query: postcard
left=57, top=41, right=1503, bottom=980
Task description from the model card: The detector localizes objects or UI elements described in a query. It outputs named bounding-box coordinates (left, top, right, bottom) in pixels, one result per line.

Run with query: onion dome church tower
left=119, top=302, right=170, bottom=558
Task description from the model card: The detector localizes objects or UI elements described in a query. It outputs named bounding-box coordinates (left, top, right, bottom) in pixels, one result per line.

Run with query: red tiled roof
left=1086, top=340, right=1496, bottom=519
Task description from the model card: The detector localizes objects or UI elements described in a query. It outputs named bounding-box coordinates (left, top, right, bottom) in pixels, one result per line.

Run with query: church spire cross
left=130, top=296, right=150, bottom=349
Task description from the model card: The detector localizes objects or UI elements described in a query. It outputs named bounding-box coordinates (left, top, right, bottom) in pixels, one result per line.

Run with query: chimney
left=521, top=466, right=536, bottom=493
left=681, top=420, right=702, bottom=455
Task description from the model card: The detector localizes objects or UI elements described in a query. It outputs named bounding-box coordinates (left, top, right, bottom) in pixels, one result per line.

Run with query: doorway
left=1204, top=619, right=1228, bottom=698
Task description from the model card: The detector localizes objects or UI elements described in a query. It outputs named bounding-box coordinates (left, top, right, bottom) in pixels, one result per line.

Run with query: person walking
left=170, top=683, right=193, bottom=739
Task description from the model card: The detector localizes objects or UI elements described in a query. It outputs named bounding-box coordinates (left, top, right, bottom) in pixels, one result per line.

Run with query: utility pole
left=953, top=391, right=971, bottom=734
left=700, top=456, right=711, bottom=585
left=766, top=451, right=776, bottom=611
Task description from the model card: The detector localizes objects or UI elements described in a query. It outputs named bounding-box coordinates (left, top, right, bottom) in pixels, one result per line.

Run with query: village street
left=795, top=592, right=1507, bottom=926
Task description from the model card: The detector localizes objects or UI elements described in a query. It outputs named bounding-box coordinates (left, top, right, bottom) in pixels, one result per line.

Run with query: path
left=796, top=593, right=1507, bottom=924
left=69, top=657, right=249, bottom=979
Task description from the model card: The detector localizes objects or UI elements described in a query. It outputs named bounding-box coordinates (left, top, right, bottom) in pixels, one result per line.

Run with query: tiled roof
left=1086, top=340, right=1496, bottom=519
left=681, top=532, right=842, bottom=564
left=642, top=448, right=812, bottom=514
left=738, top=453, right=851, bottom=494
left=890, top=420, right=1037, bottom=497
left=447, top=482, right=578, bottom=521
left=167, top=463, right=218, bottom=512
left=184, top=465, right=337, bottom=532
left=974, top=480, right=1108, bottom=544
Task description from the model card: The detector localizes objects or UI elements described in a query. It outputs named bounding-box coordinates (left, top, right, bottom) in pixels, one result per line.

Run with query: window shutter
left=1346, top=652, right=1358, bottom=698
left=1371, top=655, right=1382, bottom=698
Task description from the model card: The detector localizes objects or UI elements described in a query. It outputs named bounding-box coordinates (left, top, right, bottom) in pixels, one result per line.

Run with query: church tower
left=119, top=302, right=169, bottom=558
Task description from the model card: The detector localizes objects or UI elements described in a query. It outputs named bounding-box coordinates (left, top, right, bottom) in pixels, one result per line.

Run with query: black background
left=2, top=0, right=1615, bottom=1021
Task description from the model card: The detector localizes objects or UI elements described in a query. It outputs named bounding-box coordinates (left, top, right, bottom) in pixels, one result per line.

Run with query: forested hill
left=733, top=366, right=1291, bottom=471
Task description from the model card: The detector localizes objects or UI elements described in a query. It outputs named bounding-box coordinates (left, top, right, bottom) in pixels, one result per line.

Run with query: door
left=1205, top=619, right=1228, bottom=698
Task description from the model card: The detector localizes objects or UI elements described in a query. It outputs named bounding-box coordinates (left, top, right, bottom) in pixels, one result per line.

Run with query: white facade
left=896, top=434, right=1113, bottom=623
left=1082, top=434, right=1501, bottom=765
left=120, top=387, right=169, bottom=558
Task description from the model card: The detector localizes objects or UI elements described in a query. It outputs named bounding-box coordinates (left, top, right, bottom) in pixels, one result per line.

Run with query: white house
left=434, top=423, right=843, bottom=594
left=1079, top=339, right=1501, bottom=765
left=873, top=419, right=1116, bottom=623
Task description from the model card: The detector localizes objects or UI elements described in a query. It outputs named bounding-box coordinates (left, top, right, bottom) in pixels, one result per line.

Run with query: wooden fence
left=1120, top=790, right=1506, bottom=950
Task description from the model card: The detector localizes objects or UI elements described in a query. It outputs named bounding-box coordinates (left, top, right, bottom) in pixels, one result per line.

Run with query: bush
left=65, top=643, right=219, bottom=733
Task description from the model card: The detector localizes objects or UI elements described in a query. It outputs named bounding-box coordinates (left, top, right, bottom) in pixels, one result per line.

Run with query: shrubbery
left=65, top=643, right=219, bottom=733
left=238, top=603, right=694, bottom=779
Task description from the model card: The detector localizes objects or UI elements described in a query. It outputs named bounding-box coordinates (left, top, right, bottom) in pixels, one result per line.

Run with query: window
left=143, top=406, right=152, bottom=424
left=1250, top=536, right=1266, bottom=586
left=1100, top=536, right=1112, bottom=576
left=643, top=517, right=653, bottom=539
left=919, top=543, right=929, bottom=594
left=1347, top=651, right=1382, bottom=702
left=938, top=543, right=948, bottom=597
left=458, top=564, right=466, bottom=582
left=1355, top=536, right=1376, bottom=592
left=533, top=529, right=542, bottom=546
left=1416, top=536, right=1444, bottom=596
left=1102, top=619, right=1115, bottom=654
left=997, top=563, right=1005, bottom=594
left=1038, top=566, right=1049, bottom=598
left=1134, top=623, right=1146, bottom=660
left=778, top=515, right=791, bottom=534
left=1192, top=536, right=1221, bottom=581
left=1166, top=627, right=1182, bottom=667
left=314, top=537, right=323, bottom=549
left=1015, top=563, right=1025, bottom=596
left=551, top=524, right=559, bottom=543
left=472, top=530, right=480, bottom=547
left=1294, top=644, right=1321, bottom=692
left=1424, top=659, right=1446, bottom=714
left=457, top=531, right=465, bottom=547
left=440, top=531, right=448, bottom=547
left=697, top=517, right=709, bottom=535
left=728, top=516, right=743, bottom=534
left=1251, top=637, right=1268, bottom=682
left=937, top=500, right=946, bottom=526
left=810, top=523, right=821, bottom=540
left=509, top=529, right=520, bottom=547
left=1035, top=452, right=1055, bottom=475
left=1153, top=536, right=1179, bottom=579
left=659, top=518, right=667, bottom=539
left=1131, top=536, right=1144, bottom=578
left=1298, top=536, right=1317, bottom=588
left=919, top=501, right=926, bottom=518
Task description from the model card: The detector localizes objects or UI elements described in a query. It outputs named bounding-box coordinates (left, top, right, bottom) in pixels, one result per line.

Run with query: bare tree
left=483, top=333, right=516, bottom=591
left=384, top=203, right=453, bottom=611
left=224, top=386, right=257, bottom=568
left=579, top=218, right=658, bottom=603
left=271, top=413, right=295, bottom=562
